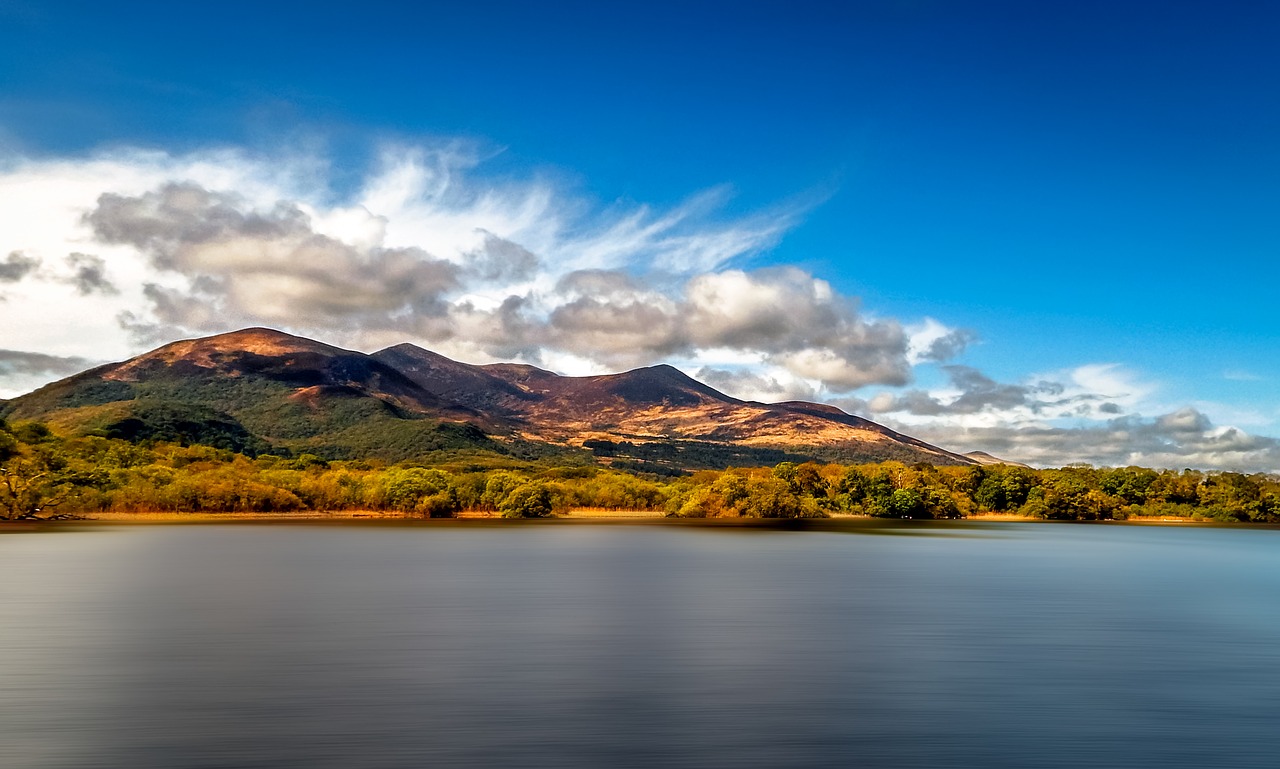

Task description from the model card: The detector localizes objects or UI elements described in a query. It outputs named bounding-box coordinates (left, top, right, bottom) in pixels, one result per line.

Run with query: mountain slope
left=4, top=328, right=498, bottom=460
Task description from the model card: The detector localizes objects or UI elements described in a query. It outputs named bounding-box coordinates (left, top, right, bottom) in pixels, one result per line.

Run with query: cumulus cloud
left=695, top=366, right=820, bottom=403
left=896, top=409, right=1280, bottom=473
left=49, top=152, right=935, bottom=392
left=0, top=251, right=39, bottom=282
left=1223, top=369, right=1264, bottom=382
left=907, top=318, right=976, bottom=363
left=848, top=363, right=1280, bottom=472
left=463, top=233, right=540, bottom=282
left=85, top=182, right=460, bottom=335
left=862, top=363, right=1150, bottom=421
left=685, top=269, right=911, bottom=388
left=537, top=266, right=913, bottom=384
left=865, top=366, right=1054, bottom=416
left=63, top=252, right=117, bottom=295
left=546, top=270, right=683, bottom=363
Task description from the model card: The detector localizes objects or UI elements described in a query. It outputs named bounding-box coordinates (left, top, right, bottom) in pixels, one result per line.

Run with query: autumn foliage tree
left=0, top=421, right=105, bottom=520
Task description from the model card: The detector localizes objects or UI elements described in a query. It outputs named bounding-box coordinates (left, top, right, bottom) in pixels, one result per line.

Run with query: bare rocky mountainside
left=3, top=328, right=975, bottom=469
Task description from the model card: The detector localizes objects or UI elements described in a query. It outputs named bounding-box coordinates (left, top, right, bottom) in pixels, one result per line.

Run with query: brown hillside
left=375, top=344, right=974, bottom=465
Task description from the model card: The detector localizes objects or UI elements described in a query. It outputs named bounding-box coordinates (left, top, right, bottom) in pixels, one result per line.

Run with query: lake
left=2, top=521, right=1279, bottom=768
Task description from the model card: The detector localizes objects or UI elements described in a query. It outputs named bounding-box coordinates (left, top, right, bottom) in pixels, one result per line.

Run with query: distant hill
left=964, top=451, right=1032, bottom=468
left=3, top=328, right=976, bottom=469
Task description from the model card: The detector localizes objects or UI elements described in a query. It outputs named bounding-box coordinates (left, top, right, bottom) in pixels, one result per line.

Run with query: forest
left=2, top=417, right=1278, bottom=522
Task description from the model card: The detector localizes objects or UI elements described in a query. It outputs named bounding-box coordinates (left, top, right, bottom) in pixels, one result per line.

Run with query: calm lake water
left=2, top=521, right=1279, bottom=768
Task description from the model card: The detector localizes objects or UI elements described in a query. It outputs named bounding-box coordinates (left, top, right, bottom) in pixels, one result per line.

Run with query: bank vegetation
left=2, top=418, right=1277, bottom=522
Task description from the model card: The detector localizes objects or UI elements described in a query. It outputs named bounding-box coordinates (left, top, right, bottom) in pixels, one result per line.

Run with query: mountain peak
left=580, top=363, right=737, bottom=408
left=101, top=327, right=352, bottom=380
left=175, top=327, right=346, bottom=355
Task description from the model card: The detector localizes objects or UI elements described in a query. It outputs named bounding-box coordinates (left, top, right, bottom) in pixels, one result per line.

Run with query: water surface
left=2, top=522, right=1278, bottom=768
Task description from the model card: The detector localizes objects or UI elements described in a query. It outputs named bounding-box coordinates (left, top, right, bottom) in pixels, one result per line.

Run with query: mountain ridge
left=3, top=328, right=977, bottom=468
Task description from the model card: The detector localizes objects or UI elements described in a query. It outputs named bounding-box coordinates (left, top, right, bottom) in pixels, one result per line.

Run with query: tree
left=736, top=477, right=824, bottom=518
left=672, top=486, right=719, bottom=517
left=498, top=481, right=554, bottom=518
left=711, top=472, right=750, bottom=510
left=772, top=462, right=800, bottom=491
left=481, top=471, right=527, bottom=510
left=793, top=462, right=830, bottom=499
left=885, top=488, right=927, bottom=518
left=1, top=444, right=104, bottom=520
left=379, top=467, right=458, bottom=517
left=974, top=475, right=1007, bottom=511
left=1099, top=467, right=1156, bottom=504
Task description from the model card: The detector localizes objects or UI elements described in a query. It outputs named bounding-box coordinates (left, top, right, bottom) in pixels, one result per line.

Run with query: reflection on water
left=2, top=523, right=1280, bottom=768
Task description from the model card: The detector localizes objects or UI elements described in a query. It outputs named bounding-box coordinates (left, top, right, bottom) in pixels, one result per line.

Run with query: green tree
left=380, top=467, right=459, bottom=517
left=886, top=488, right=927, bottom=518
left=1099, top=467, right=1157, bottom=504
left=498, top=481, right=554, bottom=518
left=1001, top=468, right=1037, bottom=508
left=1, top=443, right=105, bottom=520
left=974, top=475, right=1007, bottom=511
left=481, top=471, right=527, bottom=510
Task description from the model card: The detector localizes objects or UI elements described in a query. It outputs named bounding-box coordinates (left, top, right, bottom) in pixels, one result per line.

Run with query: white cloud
left=695, top=365, right=820, bottom=403
left=906, top=317, right=976, bottom=364
left=893, top=412, right=1280, bottom=473
left=0, top=141, right=933, bottom=395
left=2, top=140, right=1276, bottom=472
left=849, top=363, right=1280, bottom=471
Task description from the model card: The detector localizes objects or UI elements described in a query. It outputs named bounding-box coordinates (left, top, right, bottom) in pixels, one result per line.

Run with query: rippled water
left=2, top=521, right=1279, bottom=768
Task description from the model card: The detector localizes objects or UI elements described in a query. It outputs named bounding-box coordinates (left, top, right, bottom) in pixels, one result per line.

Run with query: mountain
left=3, top=328, right=975, bottom=468
left=3, top=328, right=497, bottom=460
left=375, top=344, right=970, bottom=466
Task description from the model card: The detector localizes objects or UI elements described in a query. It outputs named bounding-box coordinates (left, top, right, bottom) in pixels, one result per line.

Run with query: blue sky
left=1, top=0, right=1278, bottom=469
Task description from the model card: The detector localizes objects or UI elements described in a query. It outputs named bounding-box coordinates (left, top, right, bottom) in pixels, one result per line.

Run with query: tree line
left=2, top=418, right=1277, bottom=521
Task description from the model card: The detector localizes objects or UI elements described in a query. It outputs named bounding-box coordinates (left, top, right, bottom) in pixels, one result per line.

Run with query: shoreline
left=0, top=509, right=1252, bottom=529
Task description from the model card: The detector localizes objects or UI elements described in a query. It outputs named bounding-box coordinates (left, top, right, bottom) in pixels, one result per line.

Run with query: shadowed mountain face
left=4, top=329, right=974, bottom=467
left=370, top=344, right=538, bottom=420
